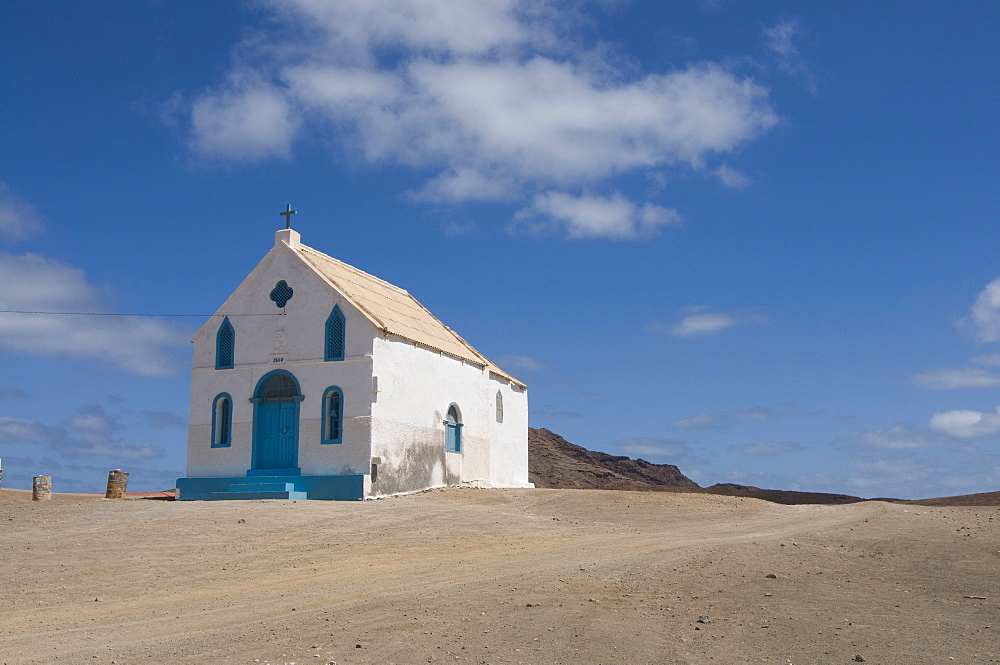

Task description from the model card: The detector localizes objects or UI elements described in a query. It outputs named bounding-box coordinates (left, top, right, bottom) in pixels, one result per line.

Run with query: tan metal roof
left=296, top=243, right=524, bottom=388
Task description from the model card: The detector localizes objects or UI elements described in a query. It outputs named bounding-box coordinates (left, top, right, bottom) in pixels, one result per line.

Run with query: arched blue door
left=251, top=371, right=302, bottom=472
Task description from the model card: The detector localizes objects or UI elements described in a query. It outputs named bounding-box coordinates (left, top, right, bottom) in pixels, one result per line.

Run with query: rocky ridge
left=529, top=427, right=1000, bottom=505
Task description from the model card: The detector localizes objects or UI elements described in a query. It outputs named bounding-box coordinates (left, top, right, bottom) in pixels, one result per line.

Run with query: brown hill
left=528, top=427, right=698, bottom=490
left=528, top=427, right=1000, bottom=506
left=528, top=428, right=862, bottom=505
left=889, top=491, right=1000, bottom=507
left=701, top=482, right=865, bottom=505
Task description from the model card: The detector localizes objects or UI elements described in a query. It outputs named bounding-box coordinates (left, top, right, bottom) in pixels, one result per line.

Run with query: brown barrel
left=105, top=469, right=129, bottom=499
left=32, top=475, right=51, bottom=501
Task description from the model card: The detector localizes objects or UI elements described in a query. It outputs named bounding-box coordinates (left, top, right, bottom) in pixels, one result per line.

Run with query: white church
left=176, top=216, right=530, bottom=500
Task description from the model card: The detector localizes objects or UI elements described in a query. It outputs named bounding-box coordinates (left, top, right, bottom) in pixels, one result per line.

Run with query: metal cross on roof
left=280, top=204, right=297, bottom=229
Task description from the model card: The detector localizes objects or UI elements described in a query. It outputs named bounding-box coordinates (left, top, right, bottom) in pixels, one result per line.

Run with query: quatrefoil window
left=270, top=280, right=294, bottom=308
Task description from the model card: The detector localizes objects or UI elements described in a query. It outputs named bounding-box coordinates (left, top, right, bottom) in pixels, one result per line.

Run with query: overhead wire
left=0, top=310, right=284, bottom=317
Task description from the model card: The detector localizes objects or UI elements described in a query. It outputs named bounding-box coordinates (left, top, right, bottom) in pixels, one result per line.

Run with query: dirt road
left=1, top=488, right=997, bottom=664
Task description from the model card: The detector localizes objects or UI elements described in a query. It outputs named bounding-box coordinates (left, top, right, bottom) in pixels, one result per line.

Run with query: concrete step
left=206, top=490, right=308, bottom=500
left=228, top=482, right=297, bottom=492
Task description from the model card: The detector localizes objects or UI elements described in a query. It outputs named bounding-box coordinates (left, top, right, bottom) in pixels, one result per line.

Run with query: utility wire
left=0, top=310, right=284, bottom=317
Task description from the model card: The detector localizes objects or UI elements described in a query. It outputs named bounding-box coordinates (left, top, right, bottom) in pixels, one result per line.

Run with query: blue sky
left=1, top=1, right=998, bottom=498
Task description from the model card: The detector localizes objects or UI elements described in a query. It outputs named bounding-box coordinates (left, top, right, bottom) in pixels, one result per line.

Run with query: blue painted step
left=207, top=490, right=308, bottom=500
left=204, top=478, right=309, bottom=500
left=229, top=482, right=297, bottom=492
left=176, top=474, right=364, bottom=501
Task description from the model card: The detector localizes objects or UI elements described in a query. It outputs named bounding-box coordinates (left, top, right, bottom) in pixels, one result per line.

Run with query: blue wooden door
left=255, top=401, right=298, bottom=469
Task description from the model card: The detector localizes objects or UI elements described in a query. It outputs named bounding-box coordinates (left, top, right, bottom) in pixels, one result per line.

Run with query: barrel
left=105, top=469, right=129, bottom=499
left=32, top=475, right=51, bottom=501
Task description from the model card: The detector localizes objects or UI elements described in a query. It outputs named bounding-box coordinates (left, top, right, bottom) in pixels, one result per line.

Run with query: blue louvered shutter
left=325, top=306, right=345, bottom=361
left=216, top=318, right=234, bottom=369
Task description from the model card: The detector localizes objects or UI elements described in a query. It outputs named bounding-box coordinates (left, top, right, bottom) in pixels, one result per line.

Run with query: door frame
left=248, top=369, right=303, bottom=476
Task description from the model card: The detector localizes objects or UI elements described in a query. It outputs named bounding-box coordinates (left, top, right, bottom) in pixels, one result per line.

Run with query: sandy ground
left=1, top=488, right=998, bottom=665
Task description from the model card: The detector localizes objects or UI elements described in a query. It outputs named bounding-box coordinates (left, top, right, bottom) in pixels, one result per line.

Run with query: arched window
left=211, top=393, right=233, bottom=447
left=215, top=317, right=234, bottom=369
left=322, top=386, right=343, bottom=444
left=260, top=373, right=298, bottom=400
left=496, top=390, right=504, bottom=423
left=325, top=306, right=345, bottom=361
left=445, top=403, right=462, bottom=453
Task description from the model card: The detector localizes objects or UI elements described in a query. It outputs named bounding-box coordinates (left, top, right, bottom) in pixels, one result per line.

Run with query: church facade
left=176, top=227, right=530, bottom=500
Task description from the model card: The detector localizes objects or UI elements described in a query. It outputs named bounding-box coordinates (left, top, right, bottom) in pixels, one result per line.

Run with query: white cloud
left=972, top=353, right=1000, bottom=366
left=735, top=406, right=777, bottom=420
left=667, top=306, right=767, bottom=338
left=735, top=440, right=802, bottom=456
left=0, top=252, right=188, bottom=376
left=670, top=312, right=737, bottom=337
left=496, top=354, right=549, bottom=373
left=847, top=457, right=935, bottom=496
left=910, top=367, right=1000, bottom=389
left=0, top=407, right=163, bottom=461
left=0, top=183, right=44, bottom=242
left=912, top=320, right=1000, bottom=388
left=715, top=164, right=750, bottom=189
left=63, top=437, right=163, bottom=462
left=141, top=411, right=187, bottom=430
left=762, top=18, right=815, bottom=91
left=672, top=406, right=795, bottom=431
left=838, top=446, right=1000, bottom=500
left=856, top=424, right=937, bottom=450
left=182, top=0, right=776, bottom=236
left=190, top=73, right=300, bottom=161
left=515, top=191, right=680, bottom=239
left=0, top=417, right=62, bottom=444
left=273, top=0, right=545, bottom=58
left=614, top=437, right=707, bottom=466
left=67, top=404, right=119, bottom=444
left=672, top=412, right=722, bottom=431
left=960, top=276, right=1000, bottom=343
left=414, top=169, right=518, bottom=203
left=62, top=404, right=162, bottom=460
left=763, top=19, right=801, bottom=62
left=929, top=407, right=1000, bottom=438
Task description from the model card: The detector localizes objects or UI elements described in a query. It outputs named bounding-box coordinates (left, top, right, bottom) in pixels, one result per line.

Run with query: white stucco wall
left=490, top=374, right=529, bottom=487
left=186, top=237, right=376, bottom=478
left=368, top=333, right=530, bottom=496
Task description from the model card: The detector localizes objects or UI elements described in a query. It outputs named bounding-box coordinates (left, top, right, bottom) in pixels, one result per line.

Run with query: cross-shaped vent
left=270, top=280, right=294, bottom=308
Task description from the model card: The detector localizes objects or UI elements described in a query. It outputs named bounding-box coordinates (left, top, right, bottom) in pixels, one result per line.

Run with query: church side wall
left=490, top=379, right=530, bottom=487
left=367, top=334, right=529, bottom=497
left=186, top=246, right=375, bottom=479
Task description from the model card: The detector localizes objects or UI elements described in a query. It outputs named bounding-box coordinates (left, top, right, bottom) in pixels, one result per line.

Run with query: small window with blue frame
left=322, top=387, right=343, bottom=444
left=211, top=393, right=233, bottom=447
left=445, top=404, right=462, bottom=453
